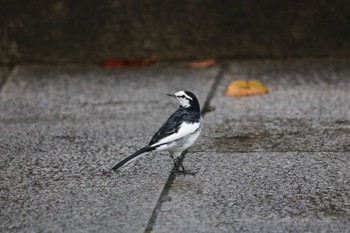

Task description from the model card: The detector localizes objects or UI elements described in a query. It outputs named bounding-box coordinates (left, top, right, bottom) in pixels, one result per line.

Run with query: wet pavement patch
left=200, top=117, right=350, bottom=152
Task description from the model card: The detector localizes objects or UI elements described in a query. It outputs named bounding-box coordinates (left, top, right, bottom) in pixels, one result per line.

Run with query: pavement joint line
left=201, top=62, right=228, bottom=116
left=143, top=64, right=227, bottom=233
left=0, top=65, right=15, bottom=93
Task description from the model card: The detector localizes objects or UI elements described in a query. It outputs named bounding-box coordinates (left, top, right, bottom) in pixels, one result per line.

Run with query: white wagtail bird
left=111, top=91, right=202, bottom=173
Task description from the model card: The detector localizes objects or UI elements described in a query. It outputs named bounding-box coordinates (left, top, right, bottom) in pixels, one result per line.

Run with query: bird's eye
left=181, top=95, right=185, bottom=98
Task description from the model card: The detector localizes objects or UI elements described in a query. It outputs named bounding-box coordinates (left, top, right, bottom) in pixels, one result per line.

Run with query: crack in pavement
left=144, top=63, right=227, bottom=233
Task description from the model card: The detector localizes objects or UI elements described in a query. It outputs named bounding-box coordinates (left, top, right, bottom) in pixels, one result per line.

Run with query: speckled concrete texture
left=153, top=60, right=350, bottom=233
left=0, top=64, right=217, bottom=233
left=153, top=152, right=350, bottom=233
left=1, top=60, right=350, bottom=233
left=199, top=60, right=350, bottom=153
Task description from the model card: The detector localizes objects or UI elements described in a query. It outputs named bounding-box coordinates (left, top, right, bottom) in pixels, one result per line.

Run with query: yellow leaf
left=225, top=80, right=268, bottom=96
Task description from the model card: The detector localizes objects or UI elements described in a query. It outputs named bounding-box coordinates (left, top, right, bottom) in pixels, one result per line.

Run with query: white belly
left=156, top=122, right=202, bottom=152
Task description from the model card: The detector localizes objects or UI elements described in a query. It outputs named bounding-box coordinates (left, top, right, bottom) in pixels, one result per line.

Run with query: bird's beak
left=167, top=93, right=176, bottom=98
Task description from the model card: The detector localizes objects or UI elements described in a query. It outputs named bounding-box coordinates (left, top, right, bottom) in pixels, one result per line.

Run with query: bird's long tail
left=111, top=146, right=155, bottom=171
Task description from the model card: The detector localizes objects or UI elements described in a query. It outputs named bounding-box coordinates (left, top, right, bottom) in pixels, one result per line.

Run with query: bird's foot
left=174, top=169, right=196, bottom=176
left=173, top=163, right=196, bottom=176
left=172, top=157, right=196, bottom=175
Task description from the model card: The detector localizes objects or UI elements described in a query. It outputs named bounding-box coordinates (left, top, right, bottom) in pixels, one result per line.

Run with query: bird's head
left=167, top=91, right=200, bottom=111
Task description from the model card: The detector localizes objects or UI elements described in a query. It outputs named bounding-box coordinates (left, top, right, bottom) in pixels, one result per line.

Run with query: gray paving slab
left=0, top=65, right=218, bottom=233
left=153, top=152, right=350, bottom=233
left=152, top=60, right=350, bottom=233
left=198, top=60, right=350, bottom=152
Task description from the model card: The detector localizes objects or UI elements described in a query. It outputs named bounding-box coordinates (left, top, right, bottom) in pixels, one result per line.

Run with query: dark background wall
left=1, top=0, right=350, bottom=64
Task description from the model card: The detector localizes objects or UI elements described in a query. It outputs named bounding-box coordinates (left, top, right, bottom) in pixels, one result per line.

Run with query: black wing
left=149, top=108, right=185, bottom=146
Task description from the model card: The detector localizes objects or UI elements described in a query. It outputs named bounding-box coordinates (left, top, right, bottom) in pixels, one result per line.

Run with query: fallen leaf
left=101, top=54, right=158, bottom=68
left=189, top=58, right=216, bottom=68
left=226, top=79, right=268, bottom=96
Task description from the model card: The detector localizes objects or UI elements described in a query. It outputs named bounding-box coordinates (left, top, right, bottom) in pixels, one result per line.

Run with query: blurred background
left=1, top=0, right=350, bottom=65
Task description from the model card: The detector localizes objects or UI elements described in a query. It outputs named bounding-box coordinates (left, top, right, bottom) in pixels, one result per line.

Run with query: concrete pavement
left=1, top=60, right=350, bottom=232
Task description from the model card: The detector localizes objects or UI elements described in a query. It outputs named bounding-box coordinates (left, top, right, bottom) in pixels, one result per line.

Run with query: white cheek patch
left=179, top=98, right=190, bottom=107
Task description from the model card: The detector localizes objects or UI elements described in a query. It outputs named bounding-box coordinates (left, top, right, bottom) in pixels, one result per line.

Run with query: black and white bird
left=111, top=90, right=202, bottom=173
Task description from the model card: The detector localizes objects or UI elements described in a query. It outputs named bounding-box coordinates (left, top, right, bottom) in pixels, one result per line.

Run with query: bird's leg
left=169, top=153, right=178, bottom=169
left=171, top=152, right=195, bottom=176
left=170, top=152, right=183, bottom=172
left=179, top=160, right=185, bottom=171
